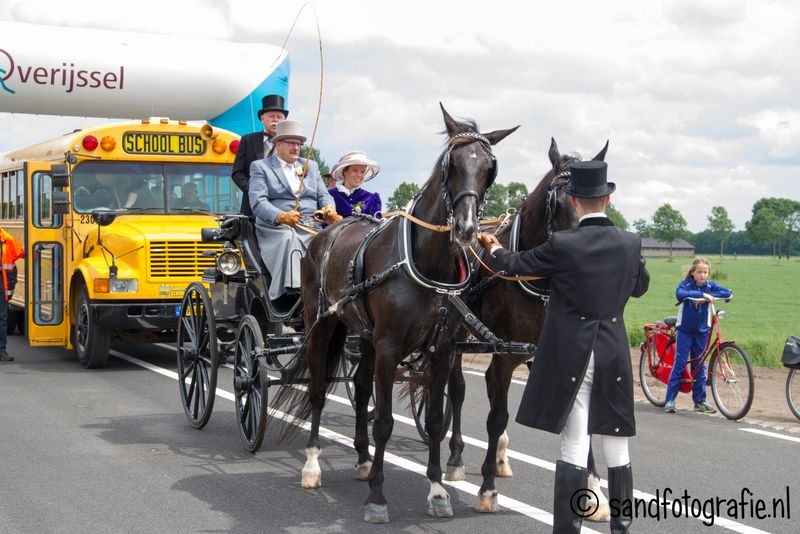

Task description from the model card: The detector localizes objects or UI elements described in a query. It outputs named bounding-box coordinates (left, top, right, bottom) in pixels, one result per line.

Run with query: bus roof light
left=230, top=140, right=240, bottom=154
left=212, top=139, right=227, bottom=154
left=100, top=136, right=116, bottom=151
left=82, top=135, right=99, bottom=151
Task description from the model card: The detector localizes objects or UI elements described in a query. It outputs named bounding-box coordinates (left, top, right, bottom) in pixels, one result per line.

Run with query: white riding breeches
left=560, top=352, right=630, bottom=468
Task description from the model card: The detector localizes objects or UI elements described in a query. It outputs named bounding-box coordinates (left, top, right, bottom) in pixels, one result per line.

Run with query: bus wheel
left=74, top=287, right=111, bottom=369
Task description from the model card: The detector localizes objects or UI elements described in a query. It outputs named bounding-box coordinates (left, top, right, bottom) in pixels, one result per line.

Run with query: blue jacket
left=675, top=279, right=732, bottom=333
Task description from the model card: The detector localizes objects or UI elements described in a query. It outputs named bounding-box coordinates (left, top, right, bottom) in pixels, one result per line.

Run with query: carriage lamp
left=717, top=310, right=726, bottom=320
left=216, top=251, right=241, bottom=275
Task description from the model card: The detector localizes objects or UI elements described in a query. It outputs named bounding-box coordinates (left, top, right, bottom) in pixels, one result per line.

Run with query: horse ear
left=482, top=125, right=519, bottom=146
left=548, top=137, right=561, bottom=167
left=440, top=102, right=459, bottom=136
left=592, top=140, right=609, bottom=161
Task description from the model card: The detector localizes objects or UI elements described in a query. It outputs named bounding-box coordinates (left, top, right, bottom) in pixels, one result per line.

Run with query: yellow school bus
left=0, top=118, right=243, bottom=368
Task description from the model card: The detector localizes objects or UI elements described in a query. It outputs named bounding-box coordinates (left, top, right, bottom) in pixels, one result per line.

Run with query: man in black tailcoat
left=480, top=160, right=649, bottom=534
left=231, top=94, right=289, bottom=215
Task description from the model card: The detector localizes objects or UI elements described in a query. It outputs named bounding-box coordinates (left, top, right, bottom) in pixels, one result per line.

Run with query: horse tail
left=272, top=319, right=348, bottom=441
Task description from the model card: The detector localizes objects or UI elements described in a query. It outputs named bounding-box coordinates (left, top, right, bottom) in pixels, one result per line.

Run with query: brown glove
left=313, top=205, right=343, bottom=224
left=275, top=210, right=302, bottom=226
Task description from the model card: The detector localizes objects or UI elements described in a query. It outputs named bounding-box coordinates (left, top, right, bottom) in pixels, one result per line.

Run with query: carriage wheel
left=786, top=368, right=800, bottom=421
left=709, top=343, right=754, bottom=420
left=176, top=282, right=219, bottom=429
left=639, top=344, right=666, bottom=407
left=234, top=315, right=269, bottom=453
left=409, top=385, right=453, bottom=445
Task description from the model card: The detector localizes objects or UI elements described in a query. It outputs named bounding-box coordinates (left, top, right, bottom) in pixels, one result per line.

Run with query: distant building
left=640, top=237, right=695, bottom=257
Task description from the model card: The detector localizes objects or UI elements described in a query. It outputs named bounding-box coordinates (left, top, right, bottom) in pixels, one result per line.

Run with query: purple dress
left=328, top=187, right=382, bottom=218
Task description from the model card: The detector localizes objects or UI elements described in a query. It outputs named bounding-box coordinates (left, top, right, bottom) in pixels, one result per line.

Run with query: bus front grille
left=148, top=241, right=220, bottom=279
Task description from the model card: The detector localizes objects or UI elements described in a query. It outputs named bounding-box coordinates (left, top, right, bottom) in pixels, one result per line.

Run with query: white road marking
left=144, top=345, right=770, bottom=533
left=112, top=350, right=589, bottom=531
left=740, top=428, right=800, bottom=444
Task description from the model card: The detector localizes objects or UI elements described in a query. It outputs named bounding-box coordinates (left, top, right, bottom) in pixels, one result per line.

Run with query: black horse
left=273, top=105, right=517, bottom=523
left=441, top=139, right=609, bottom=516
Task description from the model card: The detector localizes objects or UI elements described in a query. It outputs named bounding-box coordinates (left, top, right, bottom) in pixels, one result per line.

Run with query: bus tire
left=74, top=287, right=111, bottom=369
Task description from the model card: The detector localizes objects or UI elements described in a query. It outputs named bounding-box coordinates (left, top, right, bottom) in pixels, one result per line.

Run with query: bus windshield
left=71, top=161, right=241, bottom=214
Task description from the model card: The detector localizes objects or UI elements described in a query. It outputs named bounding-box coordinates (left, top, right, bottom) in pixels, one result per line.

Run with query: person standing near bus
left=0, top=227, right=24, bottom=361
left=231, top=94, right=289, bottom=216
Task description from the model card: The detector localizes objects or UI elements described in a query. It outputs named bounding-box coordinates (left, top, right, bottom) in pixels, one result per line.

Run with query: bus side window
left=32, top=172, right=63, bottom=228
left=9, top=171, right=16, bottom=219
left=1, top=172, right=7, bottom=219
left=17, top=170, right=24, bottom=219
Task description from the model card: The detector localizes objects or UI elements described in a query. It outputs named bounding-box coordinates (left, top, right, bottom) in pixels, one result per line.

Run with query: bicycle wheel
left=639, top=344, right=666, bottom=407
left=709, top=343, right=754, bottom=420
left=787, top=368, right=800, bottom=421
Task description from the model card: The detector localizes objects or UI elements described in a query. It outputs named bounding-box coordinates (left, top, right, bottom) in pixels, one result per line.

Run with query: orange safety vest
left=0, top=227, right=24, bottom=301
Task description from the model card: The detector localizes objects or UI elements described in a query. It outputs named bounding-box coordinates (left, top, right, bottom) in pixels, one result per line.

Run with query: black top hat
left=563, top=161, right=616, bottom=198
left=257, top=94, right=289, bottom=118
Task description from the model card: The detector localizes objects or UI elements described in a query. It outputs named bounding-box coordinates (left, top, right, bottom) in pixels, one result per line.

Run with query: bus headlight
left=95, top=278, right=138, bottom=293
left=109, top=279, right=138, bottom=293
left=216, top=251, right=241, bottom=275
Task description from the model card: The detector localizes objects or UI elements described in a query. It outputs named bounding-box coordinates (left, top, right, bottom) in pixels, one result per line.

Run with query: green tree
left=483, top=181, right=528, bottom=217
left=300, top=145, right=330, bottom=175
left=632, top=218, right=652, bottom=237
left=606, top=203, right=628, bottom=230
left=706, top=206, right=735, bottom=257
left=651, top=203, right=688, bottom=258
left=746, top=207, right=784, bottom=258
left=386, top=181, right=420, bottom=211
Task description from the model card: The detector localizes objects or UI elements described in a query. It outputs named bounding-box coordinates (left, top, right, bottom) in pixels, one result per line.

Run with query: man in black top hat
left=479, top=160, right=649, bottom=534
left=231, top=94, right=289, bottom=216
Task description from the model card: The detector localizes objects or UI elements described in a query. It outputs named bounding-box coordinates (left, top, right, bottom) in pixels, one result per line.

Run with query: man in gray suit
left=480, top=160, right=649, bottom=534
left=249, top=120, right=340, bottom=300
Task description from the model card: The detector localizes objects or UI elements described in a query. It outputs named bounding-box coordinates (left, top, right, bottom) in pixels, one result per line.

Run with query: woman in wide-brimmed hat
left=328, top=150, right=382, bottom=218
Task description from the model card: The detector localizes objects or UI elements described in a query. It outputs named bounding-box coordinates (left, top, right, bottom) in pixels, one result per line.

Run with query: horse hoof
left=585, top=502, right=611, bottom=522
left=475, top=491, right=499, bottom=513
left=301, top=469, right=321, bottom=489
left=354, top=461, right=372, bottom=481
left=495, top=461, right=513, bottom=478
left=427, top=494, right=454, bottom=517
left=364, top=503, right=390, bottom=523
left=445, top=464, right=466, bottom=481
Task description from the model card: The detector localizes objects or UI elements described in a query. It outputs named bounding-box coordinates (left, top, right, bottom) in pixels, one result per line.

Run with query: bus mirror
left=51, top=164, right=69, bottom=188
left=92, top=210, right=117, bottom=227
left=52, top=191, right=70, bottom=215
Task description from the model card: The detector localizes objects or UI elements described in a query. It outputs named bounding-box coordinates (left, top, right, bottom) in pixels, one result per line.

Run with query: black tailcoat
left=490, top=217, right=649, bottom=436
left=231, top=131, right=271, bottom=216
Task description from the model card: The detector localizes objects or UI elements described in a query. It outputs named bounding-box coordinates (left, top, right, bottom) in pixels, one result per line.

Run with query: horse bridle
left=440, top=132, right=497, bottom=224
left=544, top=162, right=576, bottom=238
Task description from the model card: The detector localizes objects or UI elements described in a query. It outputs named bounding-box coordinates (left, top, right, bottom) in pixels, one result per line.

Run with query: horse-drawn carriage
left=174, top=105, right=601, bottom=523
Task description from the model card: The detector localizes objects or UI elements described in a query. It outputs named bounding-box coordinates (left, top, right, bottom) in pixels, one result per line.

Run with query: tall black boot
left=553, top=460, right=588, bottom=534
left=608, top=463, right=633, bottom=534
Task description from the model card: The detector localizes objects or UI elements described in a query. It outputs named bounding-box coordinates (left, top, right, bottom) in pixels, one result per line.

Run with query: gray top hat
left=272, top=120, right=307, bottom=143
left=563, top=161, right=616, bottom=198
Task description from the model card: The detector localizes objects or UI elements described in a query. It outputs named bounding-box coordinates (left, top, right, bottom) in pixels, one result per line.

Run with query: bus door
left=24, top=162, right=69, bottom=347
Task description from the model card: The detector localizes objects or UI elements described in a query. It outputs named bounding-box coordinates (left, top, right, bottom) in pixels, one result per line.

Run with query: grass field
left=624, top=256, right=800, bottom=367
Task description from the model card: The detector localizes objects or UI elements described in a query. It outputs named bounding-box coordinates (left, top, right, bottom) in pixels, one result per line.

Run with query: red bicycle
left=639, top=299, right=754, bottom=420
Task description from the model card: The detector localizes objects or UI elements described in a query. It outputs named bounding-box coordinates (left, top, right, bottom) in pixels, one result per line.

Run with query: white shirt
left=578, top=212, right=607, bottom=223
left=278, top=157, right=301, bottom=194
left=336, top=183, right=360, bottom=196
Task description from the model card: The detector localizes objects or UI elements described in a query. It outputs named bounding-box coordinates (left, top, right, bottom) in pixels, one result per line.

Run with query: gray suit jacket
left=249, top=155, right=334, bottom=224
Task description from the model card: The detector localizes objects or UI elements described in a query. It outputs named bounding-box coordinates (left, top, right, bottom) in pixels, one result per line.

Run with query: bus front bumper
left=90, top=302, right=182, bottom=330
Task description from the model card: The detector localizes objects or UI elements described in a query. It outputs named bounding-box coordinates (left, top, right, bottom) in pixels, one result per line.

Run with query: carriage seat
left=662, top=316, right=677, bottom=327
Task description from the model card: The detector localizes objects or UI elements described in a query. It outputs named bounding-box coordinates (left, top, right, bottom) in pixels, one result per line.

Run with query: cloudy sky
left=1, top=0, right=799, bottom=231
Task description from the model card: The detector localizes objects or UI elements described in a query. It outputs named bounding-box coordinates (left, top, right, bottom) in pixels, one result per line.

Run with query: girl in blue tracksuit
left=664, top=258, right=733, bottom=413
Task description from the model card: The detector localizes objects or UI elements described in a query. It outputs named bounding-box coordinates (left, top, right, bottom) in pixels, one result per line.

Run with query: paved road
left=1, top=335, right=797, bottom=533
